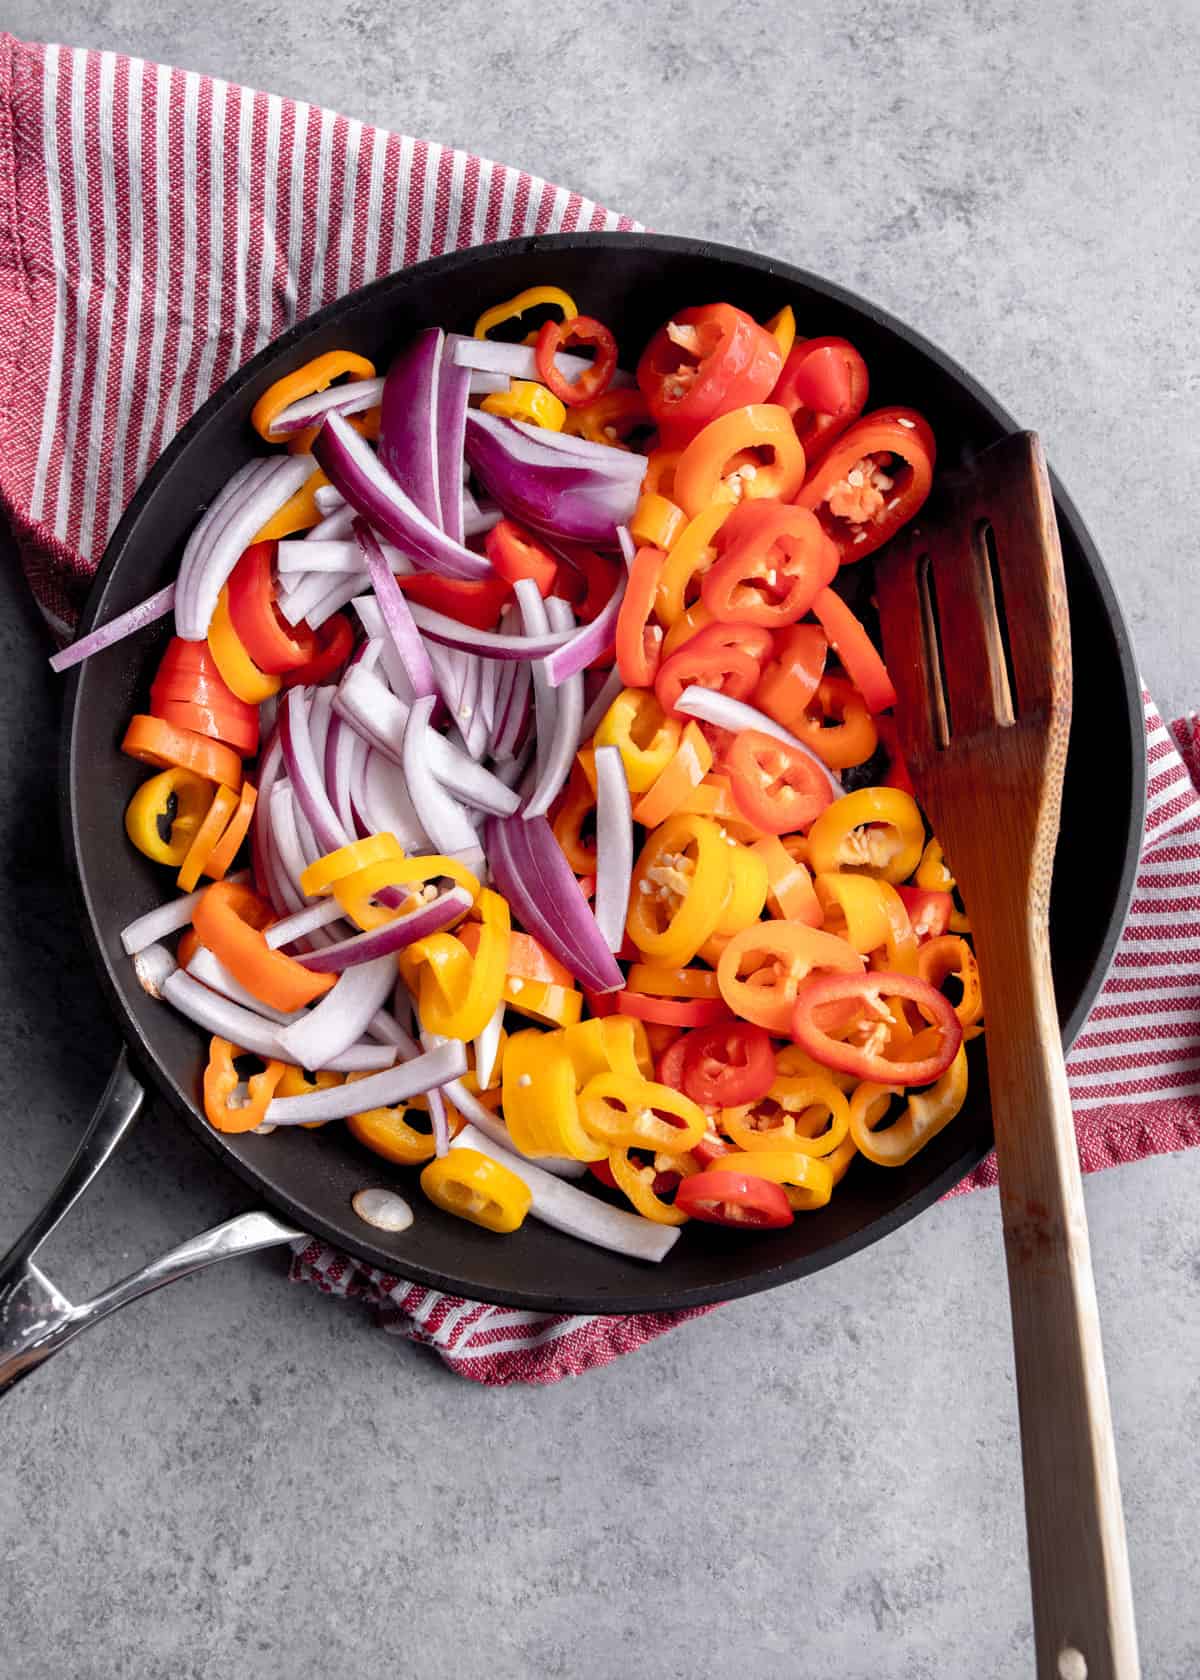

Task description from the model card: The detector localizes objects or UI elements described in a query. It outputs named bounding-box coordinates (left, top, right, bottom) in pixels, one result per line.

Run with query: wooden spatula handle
left=979, top=915, right=1140, bottom=1679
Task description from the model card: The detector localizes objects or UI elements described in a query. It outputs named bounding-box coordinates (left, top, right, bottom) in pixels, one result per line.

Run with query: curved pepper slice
left=347, top=1097, right=448, bottom=1166
left=125, top=767, right=216, bottom=867
left=916, top=838, right=955, bottom=891
left=251, top=349, right=376, bottom=442
left=714, top=842, right=769, bottom=937
left=301, top=832, right=404, bottom=898
left=279, top=612, right=355, bottom=690
left=535, top=315, right=618, bottom=407
left=771, top=336, right=869, bottom=466
left=252, top=466, right=331, bottom=543
left=226, top=542, right=317, bottom=675
left=848, top=1045, right=969, bottom=1166
left=177, top=783, right=240, bottom=892
left=917, top=934, right=984, bottom=1038
left=654, top=503, right=732, bottom=627
left=680, top=1020, right=775, bottom=1109
left=203, top=1038, right=286, bottom=1133
left=122, top=714, right=243, bottom=790
left=716, top=921, right=864, bottom=1034
left=814, top=874, right=918, bottom=972
left=502, top=1028, right=606, bottom=1162
left=615, top=545, right=669, bottom=687
left=752, top=623, right=829, bottom=733
left=203, top=780, right=258, bottom=881
left=713, top=1147, right=834, bottom=1212
left=725, top=729, right=837, bottom=836
left=562, top=388, right=653, bottom=450
left=809, top=588, right=897, bottom=713
left=207, top=587, right=282, bottom=706
left=615, top=991, right=731, bottom=1027
left=896, top=886, right=954, bottom=943
left=791, top=674, right=878, bottom=770
left=193, top=880, right=335, bottom=1012
left=764, top=305, right=797, bottom=362
left=334, top=854, right=480, bottom=931
left=607, top=1145, right=694, bottom=1224
left=499, top=974, right=583, bottom=1029
left=631, top=722, right=713, bottom=828
left=636, top=304, right=783, bottom=449
left=720, top=1074, right=850, bottom=1159
left=410, top=889, right=511, bottom=1042
left=641, top=448, right=681, bottom=500
left=795, top=406, right=935, bottom=564
left=578, top=1073, right=707, bottom=1153
left=626, top=814, right=733, bottom=967
left=702, top=501, right=838, bottom=628
left=791, top=970, right=963, bottom=1087
left=673, top=404, right=807, bottom=519
left=631, top=491, right=686, bottom=552
left=474, top=284, right=578, bottom=341
left=806, top=786, right=925, bottom=884
left=675, top=1168, right=793, bottom=1228
left=594, top=687, right=681, bottom=794
left=421, top=1148, right=532, bottom=1233
left=551, top=760, right=597, bottom=873
left=561, top=1016, right=651, bottom=1085
left=752, top=835, right=822, bottom=925
left=654, top=621, right=770, bottom=716
left=481, top=377, right=567, bottom=430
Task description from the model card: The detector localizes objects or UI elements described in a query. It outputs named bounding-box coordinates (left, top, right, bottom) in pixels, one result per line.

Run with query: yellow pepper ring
left=481, top=379, right=567, bottom=431
left=714, top=1148, right=835, bottom=1212
left=578, top=1073, right=707, bottom=1153
left=502, top=1028, right=606, bottom=1162
left=594, top=688, right=682, bottom=794
left=334, top=854, right=481, bottom=931
left=207, top=587, right=282, bottom=706
left=807, top=786, right=926, bottom=885
left=630, top=491, right=687, bottom=552
left=124, top=767, right=216, bottom=867
left=814, top=873, right=893, bottom=952
left=502, top=976, right=583, bottom=1028
left=720, top=1076, right=850, bottom=1159
left=410, top=889, right=510, bottom=1042
left=278, top=1063, right=344, bottom=1130
left=653, top=503, right=732, bottom=627
left=251, top=350, right=376, bottom=443
left=608, top=1146, right=691, bottom=1225
left=848, top=1047, right=969, bottom=1167
left=626, top=813, right=733, bottom=967
left=346, top=1100, right=441, bottom=1166
left=473, top=285, right=578, bottom=341
left=915, top=837, right=956, bottom=892
left=626, top=964, right=721, bottom=1000
left=673, top=404, right=809, bottom=520
left=714, top=844, right=770, bottom=938
left=420, top=1149, right=532, bottom=1234
left=301, top=832, right=404, bottom=898
left=177, top=783, right=240, bottom=892
left=559, top=1017, right=648, bottom=1086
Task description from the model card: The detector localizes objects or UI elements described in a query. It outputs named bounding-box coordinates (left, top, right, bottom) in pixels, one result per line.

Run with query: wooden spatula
left=875, top=432, right=1140, bottom=1680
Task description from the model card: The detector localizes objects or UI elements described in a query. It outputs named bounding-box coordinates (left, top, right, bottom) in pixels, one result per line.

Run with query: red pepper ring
left=280, top=612, right=354, bottom=689
left=680, top=1020, right=776, bottom=1109
left=615, top=991, right=733, bottom=1028
left=654, top=622, right=767, bottom=716
left=674, top=1169, right=794, bottom=1229
left=771, top=336, right=870, bottom=466
left=535, top=315, right=619, bottom=407
left=226, top=541, right=318, bottom=674
left=615, top=545, right=668, bottom=687
left=702, top=501, right=839, bottom=628
left=791, top=970, right=962, bottom=1087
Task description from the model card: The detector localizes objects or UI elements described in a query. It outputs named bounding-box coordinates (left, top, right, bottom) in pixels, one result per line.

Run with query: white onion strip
left=159, top=969, right=396, bottom=1072
left=276, top=953, right=398, bottom=1069
left=524, top=597, right=582, bottom=818
left=593, top=746, right=634, bottom=952
left=266, top=1039, right=468, bottom=1125
left=450, top=1125, right=681, bottom=1261
left=264, top=899, right=347, bottom=949
left=516, top=579, right=557, bottom=802
left=186, top=946, right=304, bottom=1027
left=673, top=686, right=844, bottom=800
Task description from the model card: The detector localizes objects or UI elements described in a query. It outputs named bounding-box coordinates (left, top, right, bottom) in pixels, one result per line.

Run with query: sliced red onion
left=50, top=582, right=176, bottom=674
left=472, top=1004, right=505, bottom=1093
left=464, top=411, right=640, bottom=546
left=312, top=486, right=349, bottom=519
left=492, top=746, right=532, bottom=788
left=335, top=664, right=520, bottom=815
left=449, top=335, right=632, bottom=388
left=161, top=968, right=394, bottom=1072
left=516, top=579, right=558, bottom=803
left=450, top=1124, right=681, bottom=1261
left=463, top=656, right=492, bottom=760
left=427, top=1087, right=451, bottom=1158
left=134, top=942, right=177, bottom=999
left=468, top=370, right=508, bottom=395
left=402, top=695, right=482, bottom=862
left=276, top=952, right=398, bottom=1069
left=295, top=885, right=472, bottom=973
left=441, top=1082, right=587, bottom=1180
left=461, top=487, right=503, bottom=538
left=358, top=749, right=429, bottom=853
left=323, top=713, right=363, bottom=842
left=252, top=731, right=285, bottom=901
left=277, top=539, right=365, bottom=575
left=543, top=574, right=625, bottom=688
left=307, top=686, right=334, bottom=773
left=513, top=422, right=644, bottom=475
left=265, top=898, right=347, bottom=949
left=279, top=688, right=350, bottom=856
left=593, top=745, right=634, bottom=953
left=313, top=412, right=490, bottom=582
left=187, top=945, right=304, bottom=1027
left=269, top=781, right=314, bottom=899
left=355, top=518, right=437, bottom=700
left=490, top=654, right=532, bottom=761
left=265, top=1038, right=467, bottom=1125
left=525, top=597, right=582, bottom=819
left=267, top=376, right=384, bottom=438
left=119, top=870, right=247, bottom=955
left=616, top=524, right=637, bottom=568
left=674, top=686, right=845, bottom=800
left=578, top=665, right=625, bottom=743
left=352, top=1188, right=414, bottom=1233
left=176, top=454, right=313, bottom=639
left=173, top=457, right=267, bottom=626
left=406, top=598, right=575, bottom=662
left=379, top=327, right=443, bottom=527
left=486, top=814, right=622, bottom=992
left=351, top=601, right=417, bottom=703
left=309, top=574, right=369, bottom=632
left=437, top=337, right=471, bottom=545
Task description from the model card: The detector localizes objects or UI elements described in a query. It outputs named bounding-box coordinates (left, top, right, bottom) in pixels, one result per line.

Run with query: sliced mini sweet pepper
left=896, top=886, right=954, bottom=943
left=791, top=970, right=962, bottom=1087
left=679, top=1020, right=775, bottom=1109
left=421, top=1148, right=532, bottom=1234
left=753, top=835, right=822, bottom=925
left=673, top=403, right=808, bottom=519
left=578, top=1072, right=706, bottom=1154
left=654, top=621, right=770, bottom=716
left=202, top=1038, right=286, bottom=1133
left=848, top=1045, right=969, bottom=1166
left=615, top=545, right=669, bottom=687
left=716, top=921, right=864, bottom=1033
left=502, top=1028, right=606, bottom=1161
left=551, top=759, right=597, bottom=873
left=192, top=880, right=335, bottom=1012
left=720, top=1074, right=850, bottom=1159
left=607, top=1146, right=693, bottom=1224
left=654, top=503, right=732, bottom=626
left=473, top=284, right=578, bottom=341
left=764, top=305, right=797, bottom=362
left=636, top=304, right=783, bottom=449
left=631, top=722, right=713, bottom=828
left=125, top=767, right=216, bottom=867
left=250, top=349, right=376, bottom=442
left=300, top=832, right=404, bottom=898
left=122, top=714, right=243, bottom=790
left=713, top=1147, right=835, bottom=1212
left=409, top=888, right=510, bottom=1041
left=203, top=780, right=258, bottom=881
left=481, top=377, right=567, bottom=430
left=915, top=837, right=955, bottom=892
left=771, top=335, right=869, bottom=466
left=791, top=675, right=878, bottom=770
left=626, top=813, right=733, bottom=966
left=794, top=406, right=935, bottom=564
left=814, top=875, right=918, bottom=973
left=501, top=975, right=584, bottom=1028
left=752, top=623, right=829, bottom=733
left=806, top=786, right=925, bottom=884
left=725, top=728, right=837, bottom=835
left=177, top=783, right=240, bottom=892
left=810, top=588, right=897, bottom=713
left=615, top=991, right=731, bottom=1027
left=594, top=687, right=681, bottom=793
left=631, top=492, right=686, bottom=553
left=702, top=501, right=838, bottom=628
left=562, top=388, right=653, bottom=449
left=560, top=1016, right=651, bottom=1086
left=535, top=315, right=619, bottom=407
left=917, top=934, right=984, bottom=1038
left=252, top=465, right=331, bottom=542
left=346, top=1093, right=452, bottom=1166
left=207, top=587, right=282, bottom=706
left=333, top=854, right=480, bottom=931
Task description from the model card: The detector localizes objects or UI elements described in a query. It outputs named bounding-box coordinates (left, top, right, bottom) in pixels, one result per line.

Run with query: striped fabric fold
left=2, top=34, right=1197, bottom=1383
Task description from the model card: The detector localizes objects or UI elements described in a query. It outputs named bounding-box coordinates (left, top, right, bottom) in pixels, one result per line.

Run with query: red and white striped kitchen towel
left=2, top=35, right=1197, bottom=1385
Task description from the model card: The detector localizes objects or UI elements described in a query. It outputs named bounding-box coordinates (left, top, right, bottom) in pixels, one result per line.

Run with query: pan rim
left=58, top=231, right=1146, bottom=1313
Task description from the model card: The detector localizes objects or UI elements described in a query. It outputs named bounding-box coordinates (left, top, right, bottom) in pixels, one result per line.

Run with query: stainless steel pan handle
left=0, top=1050, right=302, bottom=1396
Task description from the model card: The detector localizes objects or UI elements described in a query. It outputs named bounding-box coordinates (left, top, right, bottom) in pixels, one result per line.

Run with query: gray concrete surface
left=2, top=2, right=1198, bottom=1675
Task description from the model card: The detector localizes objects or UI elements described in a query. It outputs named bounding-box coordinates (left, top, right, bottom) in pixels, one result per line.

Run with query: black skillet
left=0, top=235, right=1145, bottom=1390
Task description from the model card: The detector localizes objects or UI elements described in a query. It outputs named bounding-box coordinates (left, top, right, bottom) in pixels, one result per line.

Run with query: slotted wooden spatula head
left=875, top=430, right=1072, bottom=922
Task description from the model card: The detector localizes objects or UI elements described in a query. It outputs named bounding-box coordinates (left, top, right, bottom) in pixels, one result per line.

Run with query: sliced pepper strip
left=501, top=975, right=583, bottom=1028
left=627, top=964, right=721, bottom=1000
left=917, top=934, right=984, bottom=1038
left=481, top=378, right=567, bottom=430
left=334, top=855, right=480, bottom=931
left=631, top=491, right=686, bottom=552
left=792, top=675, right=878, bottom=770
left=848, top=1046, right=969, bottom=1166
left=915, top=838, right=956, bottom=891
left=410, top=888, right=510, bottom=1041
left=713, top=1148, right=835, bottom=1212
left=207, top=587, right=281, bottom=706
left=608, top=1146, right=691, bottom=1225
left=474, top=285, right=578, bottom=341
left=202, top=1038, right=286, bottom=1133
left=122, top=714, right=243, bottom=790
left=594, top=687, right=681, bottom=794
left=535, top=315, right=619, bottom=407
left=250, top=350, right=376, bottom=443
left=177, top=783, right=239, bottom=892
left=615, top=545, right=669, bottom=687
left=192, top=880, right=335, bottom=1012
left=753, top=836, right=822, bottom=926
left=717, top=921, right=864, bottom=1034
left=720, top=1074, right=850, bottom=1159
left=252, top=466, right=331, bottom=542
left=347, top=1094, right=456, bottom=1166
left=654, top=504, right=732, bottom=627
left=810, top=587, right=897, bottom=714
left=631, top=722, right=713, bottom=828
left=301, top=832, right=404, bottom=898
left=616, top=991, right=731, bottom=1027
left=795, top=405, right=935, bottom=564
left=560, top=1017, right=650, bottom=1086
left=562, top=388, right=652, bottom=449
